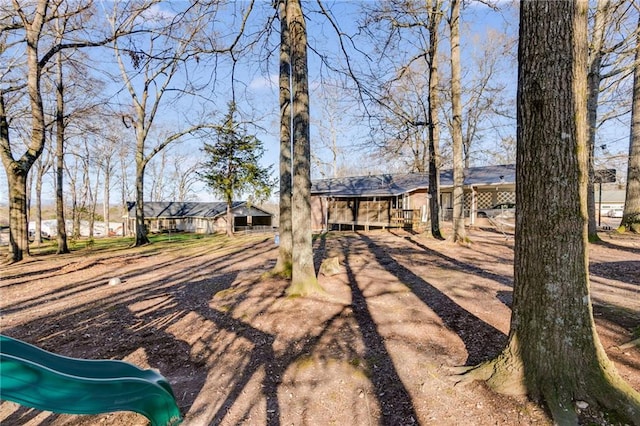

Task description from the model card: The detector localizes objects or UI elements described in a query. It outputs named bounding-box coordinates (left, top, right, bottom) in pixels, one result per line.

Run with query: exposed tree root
left=447, top=347, right=640, bottom=425
left=285, top=276, right=325, bottom=297
left=264, top=260, right=292, bottom=280
left=447, top=356, right=527, bottom=397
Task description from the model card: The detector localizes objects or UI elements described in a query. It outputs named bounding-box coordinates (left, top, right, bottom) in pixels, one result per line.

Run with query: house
left=310, top=164, right=516, bottom=232
left=595, top=188, right=625, bottom=220
left=125, top=201, right=274, bottom=235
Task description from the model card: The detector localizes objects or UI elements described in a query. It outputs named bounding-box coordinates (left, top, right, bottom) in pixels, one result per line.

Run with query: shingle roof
left=311, top=164, right=515, bottom=197
left=126, top=201, right=273, bottom=218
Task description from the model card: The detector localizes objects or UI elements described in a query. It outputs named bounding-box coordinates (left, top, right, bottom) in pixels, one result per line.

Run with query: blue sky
left=0, top=1, right=633, bottom=206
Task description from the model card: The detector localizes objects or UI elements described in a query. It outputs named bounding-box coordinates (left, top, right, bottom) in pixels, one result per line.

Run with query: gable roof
left=311, top=164, right=516, bottom=197
left=126, top=201, right=273, bottom=218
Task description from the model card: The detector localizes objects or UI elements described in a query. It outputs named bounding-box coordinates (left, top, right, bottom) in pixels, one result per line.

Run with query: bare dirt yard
left=1, top=227, right=639, bottom=426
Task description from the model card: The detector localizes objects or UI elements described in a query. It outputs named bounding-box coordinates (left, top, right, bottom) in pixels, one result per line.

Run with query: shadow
left=593, top=238, right=640, bottom=256
left=340, top=241, right=420, bottom=425
left=0, top=406, right=44, bottom=425
left=589, top=261, right=640, bottom=287
left=359, top=234, right=507, bottom=365
left=1, top=240, right=264, bottom=316
left=496, top=290, right=513, bottom=309
left=313, top=233, right=328, bottom=275
left=391, top=231, right=514, bottom=288
left=1, top=238, right=278, bottom=425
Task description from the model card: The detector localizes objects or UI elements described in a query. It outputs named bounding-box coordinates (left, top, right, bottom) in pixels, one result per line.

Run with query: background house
left=125, top=201, right=273, bottom=235
left=595, top=187, right=625, bottom=220
left=310, top=164, right=516, bottom=232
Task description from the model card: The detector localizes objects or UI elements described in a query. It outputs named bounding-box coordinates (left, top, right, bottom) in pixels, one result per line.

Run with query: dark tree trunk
left=34, top=159, right=44, bottom=246
left=55, top=51, right=69, bottom=253
left=621, top=11, right=640, bottom=233
left=135, top=163, right=150, bottom=246
left=428, top=0, right=444, bottom=240
left=0, top=6, right=47, bottom=262
left=457, top=1, right=640, bottom=423
left=586, top=0, right=609, bottom=241
left=449, top=0, right=466, bottom=243
left=6, top=171, right=30, bottom=262
left=286, top=0, right=323, bottom=296
left=273, top=0, right=293, bottom=277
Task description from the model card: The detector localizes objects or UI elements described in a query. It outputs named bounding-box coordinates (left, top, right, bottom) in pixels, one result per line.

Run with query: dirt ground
left=1, top=227, right=639, bottom=426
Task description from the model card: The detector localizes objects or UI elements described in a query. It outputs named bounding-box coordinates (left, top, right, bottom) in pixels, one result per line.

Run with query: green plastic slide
left=0, top=335, right=182, bottom=426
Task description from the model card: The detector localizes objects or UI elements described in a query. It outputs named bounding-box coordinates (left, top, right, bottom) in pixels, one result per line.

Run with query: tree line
left=2, top=0, right=640, bottom=422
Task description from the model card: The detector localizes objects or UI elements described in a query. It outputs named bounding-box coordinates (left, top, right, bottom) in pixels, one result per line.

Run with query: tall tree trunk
left=286, top=0, right=323, bottom=296
left=586, top=0, right=610, bottom=241
left=5, top=170, right=30, bottom=261
left=135, top=155, right=150, bottom=246
left=0, top=2, right=48, bottom=262
left=33, top=156, right=45, bottom=245
left=457, top=2, right=640, bottom=423
left=103, top=160, right=111, bottom=237
left=55, top=50, right=69, bottom=253
left=88, top=167, right=100, bottom=240
left=273, top=0, right=293, bottom=277
left=449, top=0, right=466, bottom=243
left=620, top=11, right=640, bottom=233
left=428, top=0, right=444, bottom=240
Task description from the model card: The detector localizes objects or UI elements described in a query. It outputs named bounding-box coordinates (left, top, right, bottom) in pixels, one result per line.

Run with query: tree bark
left=428, top=0, right=444, bottom=240
left=457, top=1, right=640, bottom=423
left=33, top=154, right=49, bottom=246
left=273, top=0, right=293, bottom=277
left=135, top=153, right=150, bottom=245
left=286, top=0, right=323, bottom=296
left=586, top=0, right=610, bottom=241
left=5, top=169, right=30, bottom=262
left=0, top=1, right=48, bottom=262
left=103, top=158, right=111, bottom=238
left=55, top=49, right=70, bottom=253
left=620, top=11, right=640, bottom=233
left=226, top=191, right=234, bottom=237
left=449, top=0, right=466, bottom=243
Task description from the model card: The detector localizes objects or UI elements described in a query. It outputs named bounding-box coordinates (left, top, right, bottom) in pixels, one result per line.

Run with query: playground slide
left=0, top=335, right=182, bottom=426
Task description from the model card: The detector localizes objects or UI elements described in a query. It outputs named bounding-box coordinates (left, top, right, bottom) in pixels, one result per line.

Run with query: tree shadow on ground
left=339, top=239, right=420, bottom=425
left=1, top=239, right=276, bottom=425
left=589, top=261, right=640, bottom=287
left=594, top=238, right=640, bottom=256
left=392, top=231, right=514, bottom=288
left=2, top=234, right=418, bottom=426
left=359, top=233, right=507, bottom=366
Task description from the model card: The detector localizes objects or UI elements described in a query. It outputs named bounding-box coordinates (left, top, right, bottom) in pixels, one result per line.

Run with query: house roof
left=126, top=201, right=273, bottom=218
left=596, top=190, right=626, bottom=203
left=311, top=164, right=516, bottom=197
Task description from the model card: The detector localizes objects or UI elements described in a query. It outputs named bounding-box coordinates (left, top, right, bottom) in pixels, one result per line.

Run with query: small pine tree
left=199, top=103, right=275, bottom=236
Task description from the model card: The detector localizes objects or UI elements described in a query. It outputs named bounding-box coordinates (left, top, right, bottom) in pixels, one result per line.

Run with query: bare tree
left=272, top=0, right=293, bottom=278
left=587, top=0, right=638, bottom=240
left=426, top=0, right=444, bottom=239
left=354, top=0, right=446, bottom=238
left=1, top=0, right=131, bottom=261
left=1, top=0, right=53, bottom=261
left=621, top=9, right=640, bottom=232
left=440, top=28, right=515, bottom=168
left=286, top=0, right=323, bottom=295
left=108, top=1, right=257, bottom=246
left=448, top=0, right=465, bottom=243
left=31, top=143, right=53, bottom=245
left=454, top=2, right=640, bottom=423
left=311, top=83, right=352, bottom=178
left=169, top=152, right=200, bottom=202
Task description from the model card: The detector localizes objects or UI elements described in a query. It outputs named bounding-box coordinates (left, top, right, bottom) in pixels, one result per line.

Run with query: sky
left=0, top=0, right=634, bottom=207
